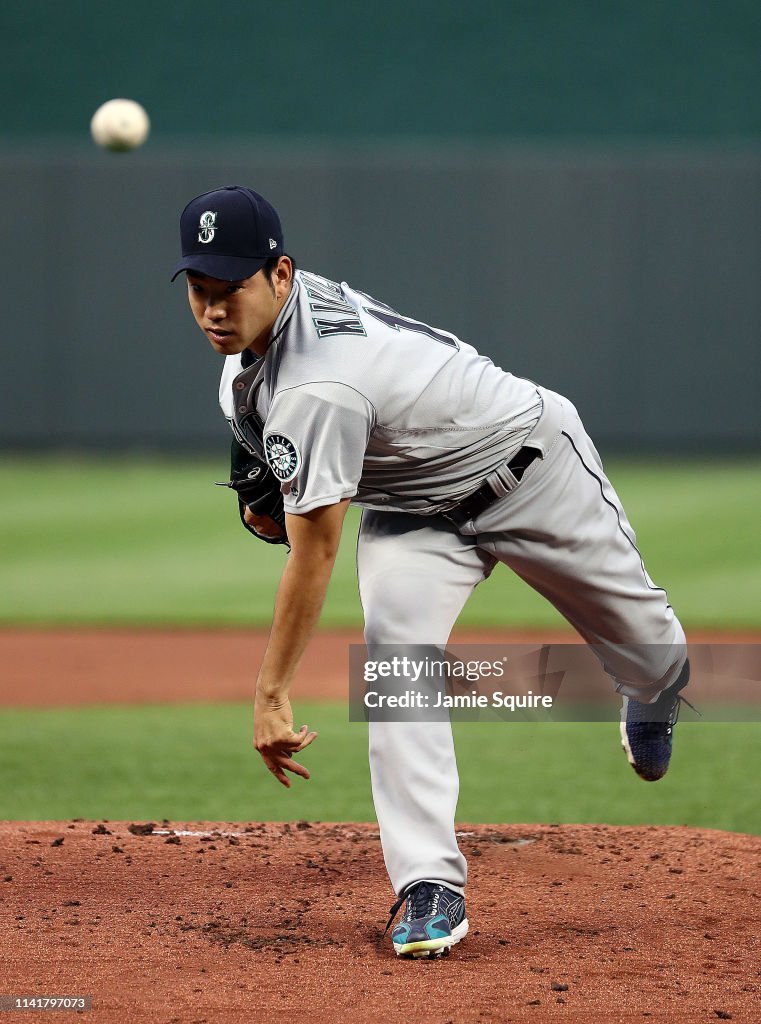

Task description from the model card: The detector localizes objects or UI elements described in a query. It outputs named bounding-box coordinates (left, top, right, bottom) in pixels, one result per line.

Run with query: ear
left=274, top=256, right=293, bottom=298
left=275, top=256, right=292, bottom=283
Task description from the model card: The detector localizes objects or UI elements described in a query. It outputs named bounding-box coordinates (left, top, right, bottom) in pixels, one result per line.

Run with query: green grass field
left=1, top=454, right=760, bottom=628
left=1, top=456, right=759, bottom=832
left=0, top=702, right=757, bottom=833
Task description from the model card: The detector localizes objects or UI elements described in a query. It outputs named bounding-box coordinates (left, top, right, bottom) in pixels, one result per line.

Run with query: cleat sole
left=394, top=919, right=468, bottom=958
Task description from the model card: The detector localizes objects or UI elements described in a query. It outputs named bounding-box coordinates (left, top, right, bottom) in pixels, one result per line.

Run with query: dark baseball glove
left=217, top=436, right=289, bottom=547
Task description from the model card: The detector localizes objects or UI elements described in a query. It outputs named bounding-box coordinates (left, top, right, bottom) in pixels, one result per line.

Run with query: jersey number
left=363, top=307, right=458, bottom=349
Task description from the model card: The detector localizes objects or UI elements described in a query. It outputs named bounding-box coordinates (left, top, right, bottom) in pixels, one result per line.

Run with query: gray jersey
left=220, top=270, right=542, bottom=515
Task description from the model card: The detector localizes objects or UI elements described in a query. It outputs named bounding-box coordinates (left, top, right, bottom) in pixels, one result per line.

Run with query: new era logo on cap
left=171, top=186, right=284, bottom=282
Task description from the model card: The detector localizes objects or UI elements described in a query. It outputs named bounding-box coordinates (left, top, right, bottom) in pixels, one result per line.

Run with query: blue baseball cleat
left=384, top=881, right=468, bottom=958
left=620, top=659, right=693, bottom=781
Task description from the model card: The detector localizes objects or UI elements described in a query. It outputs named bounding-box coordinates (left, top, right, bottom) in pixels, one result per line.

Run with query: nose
left=206, top=300, right=226, bottom=321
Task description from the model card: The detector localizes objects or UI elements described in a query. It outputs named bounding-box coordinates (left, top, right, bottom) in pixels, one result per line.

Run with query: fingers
left=266, top=761, right=291, bottom=788
left=292, top=725, right=318, bottom=751
left=256, top=727, right=317, bottom=786
left=261, top=748, right=312, bottom=787
left=243, top=508, right=285, bottom=537
left=260, top=725, right=317, bottom=752
left=278, top=754, right=311, bottom=781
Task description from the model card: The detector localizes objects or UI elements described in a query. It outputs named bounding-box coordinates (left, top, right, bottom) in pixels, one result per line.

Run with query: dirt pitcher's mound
left=0, top=822, right=758, bottom=1023
left=1, top=819, right=761, bottom=1024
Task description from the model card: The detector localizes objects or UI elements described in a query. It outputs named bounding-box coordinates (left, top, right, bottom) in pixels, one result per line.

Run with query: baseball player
left=172, top=185, right=690, bottom=960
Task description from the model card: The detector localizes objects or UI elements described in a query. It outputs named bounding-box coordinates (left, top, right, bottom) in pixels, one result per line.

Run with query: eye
left=226, top=285, right=242, bottom=294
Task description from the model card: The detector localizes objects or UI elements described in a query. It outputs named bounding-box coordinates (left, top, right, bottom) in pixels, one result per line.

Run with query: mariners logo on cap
left=265, top=433, right=300, bottom=481
left=198, top=211, right=217, bottom=244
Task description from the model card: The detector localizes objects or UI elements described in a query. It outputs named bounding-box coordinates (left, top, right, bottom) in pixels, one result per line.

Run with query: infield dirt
left=2, top=627, right=759, bottom=707
left=1, top=629, right=760, bottom=1022
left=1, top=820, right=759, bottom=1022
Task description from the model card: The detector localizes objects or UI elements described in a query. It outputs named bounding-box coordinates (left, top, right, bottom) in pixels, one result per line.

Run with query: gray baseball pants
left=356, top=388, right=687, bottom=897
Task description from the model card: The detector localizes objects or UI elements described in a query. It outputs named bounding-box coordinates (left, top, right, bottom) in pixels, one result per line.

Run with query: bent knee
left=612, top=641, right=689, bottom=699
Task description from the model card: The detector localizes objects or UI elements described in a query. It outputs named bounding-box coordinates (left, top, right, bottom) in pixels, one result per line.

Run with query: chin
left=216, top=339, right=249, bottom=355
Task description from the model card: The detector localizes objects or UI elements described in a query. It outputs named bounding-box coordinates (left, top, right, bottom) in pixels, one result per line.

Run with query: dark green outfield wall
left=1, top=142, right=759, bottom=452
left=3, top=1, right=761, bottom=140
left=1, top=3, right=759, bottom=452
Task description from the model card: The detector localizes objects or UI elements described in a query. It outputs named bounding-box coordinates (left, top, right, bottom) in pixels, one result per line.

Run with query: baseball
left=90, top=98, right=150, bottom=152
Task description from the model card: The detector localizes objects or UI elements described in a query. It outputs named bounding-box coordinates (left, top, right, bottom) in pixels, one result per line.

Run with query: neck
left=249, top=279, right=294, bottom=357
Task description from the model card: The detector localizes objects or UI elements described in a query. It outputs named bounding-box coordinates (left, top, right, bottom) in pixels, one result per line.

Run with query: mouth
left=206, top=327, right=234, bottom=343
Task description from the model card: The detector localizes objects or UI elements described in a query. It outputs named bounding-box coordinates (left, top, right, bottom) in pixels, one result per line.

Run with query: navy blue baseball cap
left=171, top=185, right=284, bottom=282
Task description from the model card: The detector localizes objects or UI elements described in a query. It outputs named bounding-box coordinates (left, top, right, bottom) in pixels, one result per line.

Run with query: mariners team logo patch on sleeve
left=265, top=433, right=301, bottom=481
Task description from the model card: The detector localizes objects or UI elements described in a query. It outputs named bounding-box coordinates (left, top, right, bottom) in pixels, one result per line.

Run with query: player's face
left=186, top=261, right=292, bottom=356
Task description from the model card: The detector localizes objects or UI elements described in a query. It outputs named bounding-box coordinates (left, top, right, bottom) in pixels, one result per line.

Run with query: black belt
left=442, top=445, right=542, bottom=528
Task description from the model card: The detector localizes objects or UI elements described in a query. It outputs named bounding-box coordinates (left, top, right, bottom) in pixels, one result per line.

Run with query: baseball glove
left=217, top=436, right=289, bottom=547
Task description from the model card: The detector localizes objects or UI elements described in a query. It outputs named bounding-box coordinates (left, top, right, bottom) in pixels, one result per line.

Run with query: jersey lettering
left=301, top=271, right=342, bottom=296
left=309, top=300, right=357, bottom=314
left=302, top=272, right=365, bottom=338
left=363, top=307, right=459, bottom=349
left=305, top=286, right=355, bottom=311
left=313, top=317, right=367, bottom=338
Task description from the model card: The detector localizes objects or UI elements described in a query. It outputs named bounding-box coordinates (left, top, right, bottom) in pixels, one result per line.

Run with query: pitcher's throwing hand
left=254, top=694, right=317, bottom=788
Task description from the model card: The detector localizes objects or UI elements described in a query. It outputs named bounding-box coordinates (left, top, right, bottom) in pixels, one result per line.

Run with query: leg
left=471, top=391, right=687, bottom=700
left=357, top=508, right=495, bottom=897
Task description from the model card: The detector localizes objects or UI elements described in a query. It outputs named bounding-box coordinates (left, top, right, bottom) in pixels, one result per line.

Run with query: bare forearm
left=255, top=499, right=349, bottom=701
left=256, top=548, right=335, bottom=698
